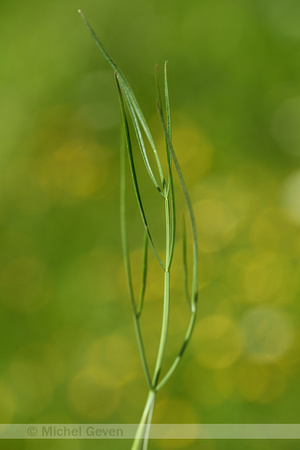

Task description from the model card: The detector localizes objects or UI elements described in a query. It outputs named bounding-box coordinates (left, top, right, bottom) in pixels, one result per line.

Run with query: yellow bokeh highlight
left=240, top=307, right=294, bottom=362
left=85, top=333, right=139, bottom=387
left=0, top=381, right=15, bottom=424
left=194, top=315, right=243, bottom=369
left=237, top=361, right=287, bottom=403
left=154, top=114, right=213, bottom=187
left=68, top=333, right=140, bottom=421
left=280, top=170, right=300, bottom=224
left=243, top=252, right=283, bottom=303
left=249, top=209, right=282, bottom=250
left=0, top=257, right=52, bottom=314
left=194, top=199, right=237, bottom=252
left=154, top=397, right=198, bottom=449
left=238, top=361, right=269, bottom=401
left=171, top=121, right=213, bottom=179
left=37, top=140, right=110, bottom=202
left=227, top=248, right=296, bottom=306
left=68, top=367, right=120, bottom=420
left=213, top=366, right=236, bottom=400
left=5, top=342, right=65, bottom=417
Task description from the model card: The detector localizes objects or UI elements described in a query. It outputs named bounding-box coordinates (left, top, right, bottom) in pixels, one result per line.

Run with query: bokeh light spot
left=194, top=315, right=243, bottom=369
left=263, top=0, right=300, bottom=40
left=238, top=361, right=270, bottom=402
left=154, top=398, right=198, bottom=448
left=237, top=360, right=287, bottom=403
left=272, top=97, right=300, bottom=155
left=213, top=366, right=236, bottom=400
left=249, top=209, right=281, bottom=249
left=86, top=333, right=139, bottom=387
left=68, top=367, right=120, bottom=420
left=280, top=171, right=300, bottom=225
left=241, top=307, right=294, bottom=362
left=156, top=118, right=213, bottom=187
left=194, top=199, right=237, bottom=252
left=0, top=381, right=15, bottom=423
left=172, top=122, right=213, bottom=178
left=243, top=252, right=283, bottom=303
left=38, top=140, right=110, bottom=202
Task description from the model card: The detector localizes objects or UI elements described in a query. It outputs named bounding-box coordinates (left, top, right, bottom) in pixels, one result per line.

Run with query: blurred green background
left=1, top=0, right=300, bottom=449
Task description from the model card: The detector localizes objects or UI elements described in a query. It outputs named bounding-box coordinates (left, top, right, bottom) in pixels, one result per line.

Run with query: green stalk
left=137, top=231, right=148, bottom=318
left=115, top=75, right=165, bottom=269
left=155, top=309, right=197, bottom=392
left=131, top=390, right=156, bottom=450
left=118, top=78, right=151, bottom=390
left=79, top=12, right=199, bottom=450
left=152, top=194, right=171, bottom=388
left=182, top=215, right=191, bottom=307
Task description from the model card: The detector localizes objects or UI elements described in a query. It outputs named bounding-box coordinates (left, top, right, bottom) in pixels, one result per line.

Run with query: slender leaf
left=155, top=309, right=197, bottom=391
left=156, top=100, right=198, bottom=308
left=164, top=61, right=171, bottom=138
left=117, top=75, right=151, bottom=389
left=182, top=214, right=191, bottom=307
left=155, top=97, right=199, bottom=390
left=116, top=76, right=165, bottom=270
left=163, top=64, right=176, bottom=269
left=137, top=231, right=148, bottom=318
left=79, top=10, right=166, bottom=193
left=154, top=64, right=176, bottom=269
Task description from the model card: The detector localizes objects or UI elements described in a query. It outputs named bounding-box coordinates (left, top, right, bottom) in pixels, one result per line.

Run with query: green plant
left=79, top=10, right=198, bottom=449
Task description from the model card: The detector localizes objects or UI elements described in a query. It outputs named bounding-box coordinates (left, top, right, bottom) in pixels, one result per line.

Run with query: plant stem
left=152, top=190, right=172, bottom=387
left=131, top=390, right=156, bottom=450
left=132, top=192, right=172, bottom=449
left=79, top=14, right=199, bottom=448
